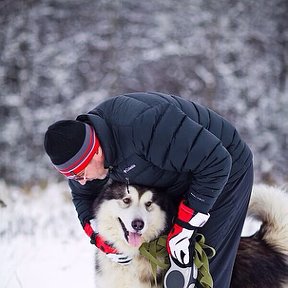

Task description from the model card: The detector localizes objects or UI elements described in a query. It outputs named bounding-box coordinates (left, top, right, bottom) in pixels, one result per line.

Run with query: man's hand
left=84, top=221, right=132, bottom=265
left=105, top=252, right=132, bottom=265
left=167, top=200, right=210, bottom=266
left=168, top=227, right=195, bottom=266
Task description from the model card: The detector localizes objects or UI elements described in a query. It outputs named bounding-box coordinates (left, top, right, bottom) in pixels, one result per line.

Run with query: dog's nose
left=131, top=219, right=144, bottom=231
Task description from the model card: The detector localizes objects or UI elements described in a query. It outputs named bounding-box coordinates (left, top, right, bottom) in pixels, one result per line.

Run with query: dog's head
left=93, top=181, right=172, bottom=256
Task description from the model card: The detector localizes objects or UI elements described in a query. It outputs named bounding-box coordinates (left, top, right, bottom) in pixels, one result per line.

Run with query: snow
left=0, top=181, right=95, bottom=288
left=0, top=180, right=261, bottom=288
left=0, top=237, right=95, bottom=288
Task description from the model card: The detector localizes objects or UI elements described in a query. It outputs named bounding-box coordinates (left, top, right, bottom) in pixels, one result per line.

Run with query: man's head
left=44, top=120, right=108, bottom=184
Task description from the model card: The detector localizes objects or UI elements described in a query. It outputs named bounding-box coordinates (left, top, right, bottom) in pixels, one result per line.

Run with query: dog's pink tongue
left=128, top=232, right=142, bottom=247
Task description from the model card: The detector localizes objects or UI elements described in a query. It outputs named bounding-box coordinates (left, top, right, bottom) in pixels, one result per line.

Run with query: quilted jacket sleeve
left=69, top=177, right=109, bottom=226
left=132, top=103, right=232, bottom=213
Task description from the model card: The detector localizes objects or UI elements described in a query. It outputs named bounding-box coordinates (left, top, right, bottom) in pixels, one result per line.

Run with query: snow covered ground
left=0, top=181, right=95, bottom=288
left=0, top=180, right=260, bottom=288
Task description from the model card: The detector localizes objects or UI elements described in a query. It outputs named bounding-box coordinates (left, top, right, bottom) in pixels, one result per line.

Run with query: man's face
left=77, top=147, right=108, bottom=185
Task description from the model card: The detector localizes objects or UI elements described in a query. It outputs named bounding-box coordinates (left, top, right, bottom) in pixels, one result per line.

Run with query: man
left=44, top=92, right=253, bottom=287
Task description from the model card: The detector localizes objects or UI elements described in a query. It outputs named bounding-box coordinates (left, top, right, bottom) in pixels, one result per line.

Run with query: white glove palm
left=169, top=228, right=195, bottom=265
left=106, top=253, right=132, bottom=265
left=167, top=201, right=210, bottom=266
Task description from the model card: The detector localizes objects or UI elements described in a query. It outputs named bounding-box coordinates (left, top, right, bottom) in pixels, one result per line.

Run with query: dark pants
left=197, top=164, right=254, bottom=288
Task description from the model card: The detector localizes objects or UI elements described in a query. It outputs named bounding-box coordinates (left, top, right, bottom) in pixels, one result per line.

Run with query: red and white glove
left=84, top=221, right=132, bottom=265
left=167, top=200, right=210, bottom=266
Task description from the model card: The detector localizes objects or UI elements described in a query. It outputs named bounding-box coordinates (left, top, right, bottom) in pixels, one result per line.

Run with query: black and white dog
left=93, top=181, right=288, bottom=288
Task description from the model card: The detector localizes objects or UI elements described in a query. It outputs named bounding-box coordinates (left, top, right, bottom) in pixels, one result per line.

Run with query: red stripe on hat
left=57, top=126, right=99, bottom=177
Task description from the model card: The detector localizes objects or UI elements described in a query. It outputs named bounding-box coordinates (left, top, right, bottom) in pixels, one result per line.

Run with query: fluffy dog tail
left=248, top=184, right=288, bottom=256
left=232, top=184, right=288, bottom=288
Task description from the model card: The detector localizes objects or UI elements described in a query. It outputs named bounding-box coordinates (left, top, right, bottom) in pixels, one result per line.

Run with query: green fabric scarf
left=139, top=234, right=216, bottom=287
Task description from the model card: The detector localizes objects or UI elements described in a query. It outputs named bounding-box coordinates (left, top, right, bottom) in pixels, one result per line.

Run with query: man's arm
left=132, top=102, right=232, bottom=213
left=68, top=177, right=108, bottom=226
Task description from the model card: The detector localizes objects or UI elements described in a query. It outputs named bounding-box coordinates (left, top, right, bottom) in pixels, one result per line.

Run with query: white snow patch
left=0, top=181, right=95, bottom=288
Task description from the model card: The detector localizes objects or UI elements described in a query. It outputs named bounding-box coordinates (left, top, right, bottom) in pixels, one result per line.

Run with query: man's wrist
left=177, top=200, right=210, bottom=228
left=188, top=212, right=210, bottom=227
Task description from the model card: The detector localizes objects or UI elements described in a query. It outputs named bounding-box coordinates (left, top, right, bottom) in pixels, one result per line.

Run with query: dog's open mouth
left=118, top=217, right=142, bottom=247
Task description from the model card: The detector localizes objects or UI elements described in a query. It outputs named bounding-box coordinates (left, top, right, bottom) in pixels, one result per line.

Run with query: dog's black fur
left=231, top=229, right=288, bottom=288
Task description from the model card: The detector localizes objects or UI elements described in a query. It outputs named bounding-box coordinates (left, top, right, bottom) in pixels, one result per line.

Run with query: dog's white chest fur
left=96, top=253, right=162, bottom=288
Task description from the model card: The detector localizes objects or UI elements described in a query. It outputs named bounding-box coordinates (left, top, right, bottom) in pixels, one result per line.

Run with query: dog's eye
left=123, top=198, right=131, bottom=205
left=145, top=201, right=152, bottom=208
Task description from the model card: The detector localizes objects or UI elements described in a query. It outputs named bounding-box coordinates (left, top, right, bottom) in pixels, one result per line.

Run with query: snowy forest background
left=0, top=0, right=287, bottom=287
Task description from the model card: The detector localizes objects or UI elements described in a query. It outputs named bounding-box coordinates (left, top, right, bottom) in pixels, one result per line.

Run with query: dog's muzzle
left=118, top=217, right=144, bottom=247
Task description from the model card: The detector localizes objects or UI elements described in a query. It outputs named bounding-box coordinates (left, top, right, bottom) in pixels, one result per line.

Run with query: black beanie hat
left=44, top=120, right=86, bottom=165
left=44, top=120, right=100, bottom=177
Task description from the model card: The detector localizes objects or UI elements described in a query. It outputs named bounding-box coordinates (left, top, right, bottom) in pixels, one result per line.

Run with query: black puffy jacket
left=69, top=92, right=252, bottom=225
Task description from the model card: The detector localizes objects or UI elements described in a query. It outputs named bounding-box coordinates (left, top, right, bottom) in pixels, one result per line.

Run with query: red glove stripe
left=95, top=235, right=118, bottom=254
left=166, top=223, right=183, bottom=254
left=83, top=222, right=118, bottom=254
left=178, top=200, right=195, bottom=222
left=166, top=200, right=195, bottom=256
left=84, top=222, right=94, bottom=238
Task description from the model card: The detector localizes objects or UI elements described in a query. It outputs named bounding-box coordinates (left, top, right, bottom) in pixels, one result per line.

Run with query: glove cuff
left=178, top=200, right=210, bottom=228
left=188, top=211, right=210, bottom=227
left=83, top=221, right=118, bottom=254
left=178, top=200, right=195, bottom=222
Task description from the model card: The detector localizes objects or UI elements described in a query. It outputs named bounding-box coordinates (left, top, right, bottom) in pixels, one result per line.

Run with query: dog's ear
left=150, top=188, right=177, bottom=229
left=102, top=181, right=127, bottom=200
left=92, top=179, right=115, bottom=209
